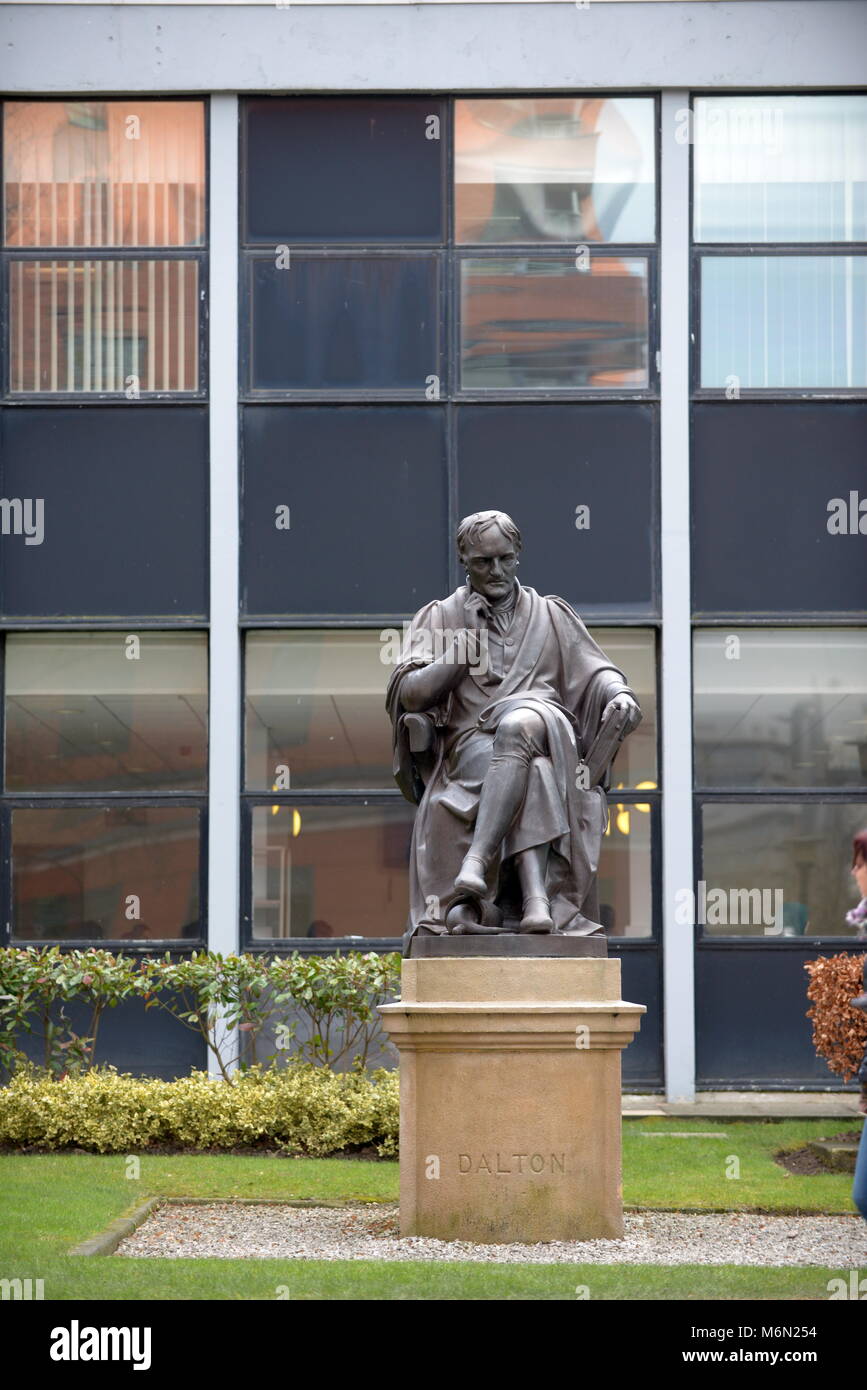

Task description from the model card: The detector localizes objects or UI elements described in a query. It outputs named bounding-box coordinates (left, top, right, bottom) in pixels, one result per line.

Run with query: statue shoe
left=455, top=854, right=488, bottom=897
left=519, top=896, right=554, bottom=933
left=851, top=993, right=867, bottom=1012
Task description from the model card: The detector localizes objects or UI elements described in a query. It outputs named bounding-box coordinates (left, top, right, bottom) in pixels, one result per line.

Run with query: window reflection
left=455, top=97, right=655, bottom=244
left=589, top=628, right=657, bottom=787
left=460, top=256, right=649, bottom=389
left=251, top=803, right=414, bottom=939
left=245, top=632, right=394, bottom=791
left=3, top=101, right=206, bottom=248
left=11, top=806, right=202, bottom=941
left=599, top=799, right=653, bottom=938
left=700, top=802, right=867, bottom=938
left=700, top=256, right=867, bottom=390
left=694, top=629, right=867, bottom=790
left=5, top=633, right=208, bottom=793
left=694, top=96, right=867, bottom=244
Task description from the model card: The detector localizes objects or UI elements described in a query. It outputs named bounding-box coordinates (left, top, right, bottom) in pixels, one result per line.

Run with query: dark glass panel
left=0, top=406, right=208, bottom=619
left=244, top=97, right=445, bottom=244
left=241, top=405, right=447, bottom=616
left=249, top=255, right=440, bottom=394
left=457, top=404, right=655, bottom=614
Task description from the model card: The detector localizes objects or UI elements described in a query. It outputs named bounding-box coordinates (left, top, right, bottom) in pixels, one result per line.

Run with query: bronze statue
left=387, top=510, right=641, bottom=953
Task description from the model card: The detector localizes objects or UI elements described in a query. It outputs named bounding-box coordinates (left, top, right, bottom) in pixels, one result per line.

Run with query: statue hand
left=463, top=593, right=489, bottom=631
left=601, top=694, right=642, bottom=734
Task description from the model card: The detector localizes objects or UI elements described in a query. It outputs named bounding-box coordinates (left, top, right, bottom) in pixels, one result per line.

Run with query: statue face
left=460, top=524, right=519, bottom=601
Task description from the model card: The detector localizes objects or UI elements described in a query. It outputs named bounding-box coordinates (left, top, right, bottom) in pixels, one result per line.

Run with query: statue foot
left=454, top=853, right=488, bottom=897
left=519, top=895, right=554, bottom=933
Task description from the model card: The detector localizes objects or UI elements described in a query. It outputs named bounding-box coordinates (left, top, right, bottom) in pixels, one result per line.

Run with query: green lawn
left=0, top=1118, right=862, bottom=1301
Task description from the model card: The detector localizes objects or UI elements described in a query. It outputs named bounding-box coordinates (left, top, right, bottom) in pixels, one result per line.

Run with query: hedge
left=0, top=1064, right=399, bottom=1157
left=805, top=952, right=867, bottom=1084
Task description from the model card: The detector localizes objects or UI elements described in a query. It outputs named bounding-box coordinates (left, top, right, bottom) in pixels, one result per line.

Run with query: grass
left=0, top=1118, right=862, bottom=1301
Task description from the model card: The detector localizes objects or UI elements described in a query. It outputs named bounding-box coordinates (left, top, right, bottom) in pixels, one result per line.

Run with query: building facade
left=1, top=0, right=865, bottom=1095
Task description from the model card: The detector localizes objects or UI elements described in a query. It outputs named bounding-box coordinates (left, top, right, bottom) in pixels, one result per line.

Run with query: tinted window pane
left=246, top=631, right=392, bottom=791
left=695, top=629, right=867, bottom=790
left=3, top=100, right=206, bottom=248
left=694, top=96, right=867, bottom=243
left=244, top=97, right=445, bottom=244
left=599, top=801, right=653, bottom=938
left=241, top=405, right=447, bottom=616
left=700, top=256, right=867, bottom=389
left=699, top=801, right=867, bottom=938
left=5, top=632, right=207, bottom=793
left=9, top=259, right=199, bottom=393
left=460, top=256, right=649, bottom=389
left=455, top=97, right=655, bottom=244
left=12, top=806, right=202, bottom=941
left=588, top=628, right=657, bottom=786
left=0, top=406, right=208, bottom=619
left=457, top=404, right=655, bottom=614
left=250, top=803, right=413, bottom=940
left=691, top=403, right=867, bottom=615
left=249, top=256, right=440, bottom=394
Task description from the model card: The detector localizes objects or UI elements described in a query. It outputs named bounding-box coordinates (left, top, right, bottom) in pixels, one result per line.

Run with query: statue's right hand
left=463, top=593, right=489, bottom=630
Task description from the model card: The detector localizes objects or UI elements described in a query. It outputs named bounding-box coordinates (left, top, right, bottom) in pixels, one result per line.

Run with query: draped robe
left=386, top=583, right=636, bottom=954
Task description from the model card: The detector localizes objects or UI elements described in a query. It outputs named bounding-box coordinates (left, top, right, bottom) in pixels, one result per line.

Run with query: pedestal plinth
left=379, top=950, right=645, bottom=1243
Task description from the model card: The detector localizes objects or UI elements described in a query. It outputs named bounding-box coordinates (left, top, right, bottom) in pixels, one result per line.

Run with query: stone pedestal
left=379, top=950, right=645, bottom=1244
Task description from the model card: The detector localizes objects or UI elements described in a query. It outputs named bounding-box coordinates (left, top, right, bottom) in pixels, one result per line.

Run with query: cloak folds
left=386, top=584, right=637, bottom=954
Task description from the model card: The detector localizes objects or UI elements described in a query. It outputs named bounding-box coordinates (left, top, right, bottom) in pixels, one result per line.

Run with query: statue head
left=456, top=510, right=522, bottom=602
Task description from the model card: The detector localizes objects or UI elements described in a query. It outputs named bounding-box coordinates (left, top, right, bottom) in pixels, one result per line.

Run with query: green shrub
left=0, top=1064, right=399, bottom=1157
left=0, top=948, right=401, bottom=1080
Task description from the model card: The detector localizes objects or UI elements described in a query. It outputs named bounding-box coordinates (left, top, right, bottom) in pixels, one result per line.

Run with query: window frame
left=0, top=626, right=210, bottom=948
left=689, top=89, right=867, bottom=401
left=0, top=95, right=210, bottom=405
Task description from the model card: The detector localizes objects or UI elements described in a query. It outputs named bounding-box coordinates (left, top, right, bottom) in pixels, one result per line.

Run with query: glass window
left=5, top=632, right=208, bottom=793
left=460, top=256, right=649, bottom=390
left=244, top=97, right=445, bottom=245
left=250, top=802, right=414, bottom=940
left=693, top=96, right=867, bottom=244
left=248, top=255, right=440, bottom=394
left=3, top=100, right=206, bottom=248
left=11, top=806, right=202, bottom=942
left=599, top=799, right=653, bottom=938
left=694, top=629, right=867, bottom=790
left=455, top=97, right=655, bottom=245
left=245, top=631, right=393, bottom=792
left=700, top=255, right=867, bottom=390
left=589, top=628, right=657, bottom=788
left=699, top=801, right=867, bottom=938
left=9, top=259, right=199, bottom=394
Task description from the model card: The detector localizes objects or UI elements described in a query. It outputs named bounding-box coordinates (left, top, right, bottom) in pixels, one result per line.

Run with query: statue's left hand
left=601, top=693, right=642, bottom=734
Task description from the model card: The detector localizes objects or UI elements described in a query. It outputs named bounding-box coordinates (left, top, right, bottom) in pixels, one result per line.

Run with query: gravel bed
left=115, top=1202, right=867, bottom=1266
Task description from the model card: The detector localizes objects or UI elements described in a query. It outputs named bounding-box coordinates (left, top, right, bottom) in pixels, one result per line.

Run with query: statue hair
left=456, top=510, right=522, bottom=556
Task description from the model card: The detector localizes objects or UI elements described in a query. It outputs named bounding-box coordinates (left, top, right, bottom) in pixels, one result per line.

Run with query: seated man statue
left=386, top=509, right=642, bottom=954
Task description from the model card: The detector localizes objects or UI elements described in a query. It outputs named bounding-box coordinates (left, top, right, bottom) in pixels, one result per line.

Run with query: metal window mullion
left=660, top=91, right=695, bottom=1102
left=207, top=96, right=241, bottom=1073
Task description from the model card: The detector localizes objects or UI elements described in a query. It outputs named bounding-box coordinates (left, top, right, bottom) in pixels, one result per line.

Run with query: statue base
left=409, top=933, right=607, bottom=959
left=379, top=953, right=645, bottom=1244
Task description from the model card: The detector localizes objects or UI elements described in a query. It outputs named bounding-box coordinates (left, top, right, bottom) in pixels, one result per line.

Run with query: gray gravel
left=115, top=1202, right=867, bottom=1266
